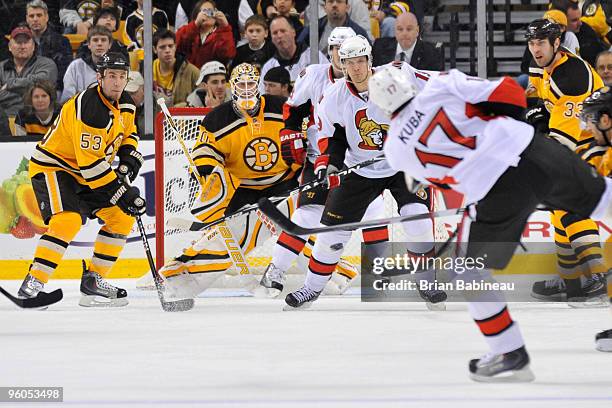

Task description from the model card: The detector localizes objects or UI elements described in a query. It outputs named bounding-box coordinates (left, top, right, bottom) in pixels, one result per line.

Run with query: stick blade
left=0, top=286, right=63, bottom=309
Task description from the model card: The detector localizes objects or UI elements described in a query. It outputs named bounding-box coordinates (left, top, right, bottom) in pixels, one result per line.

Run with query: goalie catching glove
left=116, top=146, right=144, bottom=183
left=314, top=154, right=341, bottom=188
left=279, top=128, right=306, bottom=165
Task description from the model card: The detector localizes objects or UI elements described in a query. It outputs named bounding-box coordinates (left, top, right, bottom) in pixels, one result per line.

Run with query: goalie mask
left=230, top=63, right=261, bottom=115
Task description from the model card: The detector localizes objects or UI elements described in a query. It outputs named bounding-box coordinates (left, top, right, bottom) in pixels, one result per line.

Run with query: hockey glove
left=523, top=104, right=550, bottom=134
left=314, top=154, right=341, bottom=188
left=110, top=183, right=146, bottom=216
left=117, top=146, right=144, bottom=183
left=280, top=128, right=306, bottom=165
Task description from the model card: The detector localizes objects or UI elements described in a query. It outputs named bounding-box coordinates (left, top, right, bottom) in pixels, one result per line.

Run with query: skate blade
left=425, top=301, right=446, bottom=311
left=79, top=295, right=129, bottom=308
left=568, top=295, right=609, bottom=308
left=470, top=365, right=535, bottom=383
left=282, top=301, right=315, bottom=311
left=595, top=339, right=612, bottom=352
left=530, top=293, right=566, bottom=302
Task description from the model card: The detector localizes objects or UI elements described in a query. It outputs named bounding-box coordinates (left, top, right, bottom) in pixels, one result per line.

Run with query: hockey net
left=154, top=108, right=452, bottom=280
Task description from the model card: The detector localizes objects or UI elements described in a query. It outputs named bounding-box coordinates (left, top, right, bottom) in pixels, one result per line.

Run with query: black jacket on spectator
left=36, top=26, right=73, bottom=91
left=232, top=39, right=276, bottom=71
left=297, top=15, right=368, bottom=47
left=0, top=109, right=10, bottom=137
left=372, top=37, right=444, bottom=70
left=575, top=22, right=608, bottom=67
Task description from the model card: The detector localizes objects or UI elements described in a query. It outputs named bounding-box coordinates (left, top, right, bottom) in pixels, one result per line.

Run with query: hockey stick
left=167, top=155, right=386, bottom=232
left=135, top=214, right=194, bottom=312
left=0, top=285, right=63, bottom=309
left=257, top=197, right=465, bottom=235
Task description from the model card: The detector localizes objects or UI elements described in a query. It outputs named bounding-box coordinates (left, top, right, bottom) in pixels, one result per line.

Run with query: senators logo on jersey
left=354, top=108, right=389, bottom=150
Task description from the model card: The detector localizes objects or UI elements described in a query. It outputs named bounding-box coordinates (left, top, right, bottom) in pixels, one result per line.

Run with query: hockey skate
left=18, top=273, right=45, bottom=299
left=567, top=274, right=608, bottom=308
left=259, top=263, right=285, bottom=298
left=595, top=329, right=612, bottom=352
left=531, top=275, right=566, bottom=301
left=79, top=261, right=128, bottom=307
left=284, top=286, right=321, bottom=310
left=418, top=286, right=447, bottom=311
left=469, top=346, right=535, bottom=383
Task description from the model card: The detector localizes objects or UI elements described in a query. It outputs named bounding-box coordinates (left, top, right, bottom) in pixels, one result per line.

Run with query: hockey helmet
left=525, top=18, right=562, bottom=43
left=338, top=35, right=372, bottom=78
left=328, top=27, right=357, bottom=71
left=581, top=86, right=612, bottom=124
left=230, top=63, right=261, bottom=113
left=97, top=52, right=130, bottom=74
left=368, top=65, right=418, bottom=116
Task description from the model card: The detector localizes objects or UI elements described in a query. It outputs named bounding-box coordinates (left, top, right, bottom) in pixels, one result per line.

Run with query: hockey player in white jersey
left=368, top=66, right=612, bottom=381
left=283, top=35, right=446, bottom=309
left=260, top=27, right=389, bottom=297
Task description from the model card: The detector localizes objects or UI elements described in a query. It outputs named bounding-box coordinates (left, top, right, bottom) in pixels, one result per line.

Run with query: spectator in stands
left=595, top=50, right=612, bottom=85
left=124, top=0, right=169, bottom=51
left=260, top=15, right=326, bottom=93
left=75, top=7, right=129, bottom=63
left=125, top=70, right=145, bottom=137
left=371, top=1, right=419, bottom=39
left=186, top=60, right=229, bottom=108
left=551, top=0, right=607, bottom=67
left=298, top=0, right=369, bottom=56
left=60, top=0, right=130, bottom=35
left=176, top=0, right=236, bottom=68
left=232, top=15, right=276, bottom=71
left=0, top=110, right=10, bottom=136
left=26, top=0, right=72, bottom=93
left=266, top=0, right=303, bottom=35
left=304, top=0, right=372, bottom=41
left=14, top=79, right=59, bottom=137
left=0, top=26, right=58, bottom=117
left=372, top=11, right=443, bottom=70
left=153, top=28, right=200, bottom=107
left=61, top=26, right=112, bottom=102
left=263, top=66, right=291, bottom=97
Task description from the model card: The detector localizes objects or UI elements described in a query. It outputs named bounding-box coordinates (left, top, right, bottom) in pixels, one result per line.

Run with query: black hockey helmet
left=97, top=52, right=130, bottom=74
left=581, top=86, right=612, bottom=124
left=525, top=18, right=562, bottom=43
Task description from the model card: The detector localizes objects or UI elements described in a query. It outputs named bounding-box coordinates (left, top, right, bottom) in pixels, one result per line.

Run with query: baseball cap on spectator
left=543, top=9, right=568, bottom=28
left=389, top=2, right=411, bottom=17
left=263, top=66, right=290, bottom=86
left=125, top=71, right=144, bottom=93
left=196, top=61, right=227, bottom=86
left=11, top=26, right=33, bottom=40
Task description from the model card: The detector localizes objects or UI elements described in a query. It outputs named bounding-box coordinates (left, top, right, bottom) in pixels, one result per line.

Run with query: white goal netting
left=154, top=108, right=453, bottom=279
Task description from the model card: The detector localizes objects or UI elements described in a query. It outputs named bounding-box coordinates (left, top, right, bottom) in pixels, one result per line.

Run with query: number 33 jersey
left=30, top=85, right=138, bottom=190
left=385, top=69, right=534, bottom=205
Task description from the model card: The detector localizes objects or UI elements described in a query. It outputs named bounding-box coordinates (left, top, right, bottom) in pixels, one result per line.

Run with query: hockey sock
left=564, top=217, right=606, bottom=277
left=271, top=205, right=322, bottom=271
left=30, top=211, right=82, bottom=283
left=90, top=207, right=135, bottom=277
left=305, top=229, right=352, bottom=292
left=399, top=203, right=435, bottom=255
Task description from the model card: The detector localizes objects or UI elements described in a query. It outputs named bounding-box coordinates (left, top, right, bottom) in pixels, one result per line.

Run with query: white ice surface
left=1, top=279, right=611, bottom=408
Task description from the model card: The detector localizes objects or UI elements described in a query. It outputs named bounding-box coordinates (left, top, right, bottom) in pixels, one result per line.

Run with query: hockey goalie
left=154, top=63, right=360, bottom=300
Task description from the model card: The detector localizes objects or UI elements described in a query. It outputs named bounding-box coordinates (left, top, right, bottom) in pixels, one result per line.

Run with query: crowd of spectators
left=0, top=0, right=442, bottom=137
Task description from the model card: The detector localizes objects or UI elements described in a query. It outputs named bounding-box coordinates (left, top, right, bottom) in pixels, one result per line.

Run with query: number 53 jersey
left=385, top=69, right=534, bottom=205
left=30, top=85, right=139, bottom=190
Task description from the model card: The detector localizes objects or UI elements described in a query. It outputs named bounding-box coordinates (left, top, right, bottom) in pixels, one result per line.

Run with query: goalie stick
left=257, top=197, right=465, bottom=235
left=0, top=285, right=63, bottom=309
left=167, top=155, right=386, bottom=232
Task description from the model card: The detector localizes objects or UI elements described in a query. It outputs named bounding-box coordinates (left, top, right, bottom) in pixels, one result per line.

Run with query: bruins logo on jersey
left=77, top=0, right=99, bottom=20
left=243, top=137, right=279, bottom=171
left=354, top=108, right=389, bottom=150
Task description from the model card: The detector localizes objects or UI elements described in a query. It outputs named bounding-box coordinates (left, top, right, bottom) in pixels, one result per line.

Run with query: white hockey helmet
left=369, top=66, right=418, bottom=116
left=328, top=26, right=357, bottom=54
left=338, top=35, right=372, bottom=78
